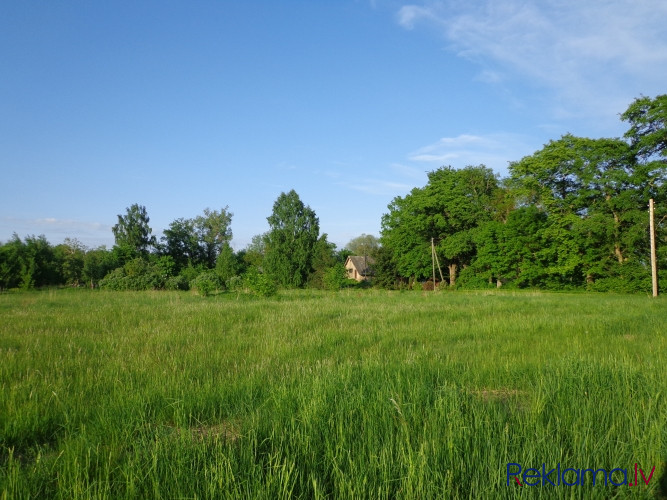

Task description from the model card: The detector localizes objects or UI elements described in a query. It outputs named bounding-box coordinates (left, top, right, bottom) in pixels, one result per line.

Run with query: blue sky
left=2, top=1, right=666, bottom=250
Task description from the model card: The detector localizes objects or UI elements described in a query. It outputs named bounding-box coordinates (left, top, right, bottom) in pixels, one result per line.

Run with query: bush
left=190, top=271, right=223, bottom=297
left=99, top=257, right=178, bottom=291
left=243, top=268, right=277, bottom=297
left=165, top=275, right=189, bottom=291
left=226, top=275, right=243, bottom=291
left=322, top=263, right=347, bottom=290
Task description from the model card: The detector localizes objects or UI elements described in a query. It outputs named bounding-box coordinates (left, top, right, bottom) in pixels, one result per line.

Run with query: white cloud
left=407, top=133, right=536, bottom=174
left=390, top=163, right=429, bottom=181
left=396, top=0, right=667, bottom=126
left=340, top=178, right=414, bottom=196
left=0, top=216, right=113, bottom=247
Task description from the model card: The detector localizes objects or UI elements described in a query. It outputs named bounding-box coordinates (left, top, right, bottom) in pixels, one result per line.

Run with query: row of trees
left=379, top=95, right=666, bottom=292
left=1, top=95, right=664, bottom=294
left=0, top=192, right=359, bottom=293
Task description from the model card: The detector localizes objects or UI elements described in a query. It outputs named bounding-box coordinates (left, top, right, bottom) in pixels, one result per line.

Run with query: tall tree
left=264, top=190, right=319, bottom=288
left=509, top=133, right=661, bottom=289
left=345, top=234, right=380, bottom=258
left=161, top=217, right=200, bottom=271
left=381, top=165, right=500, bottom=285
left=112, top=204, right=155, bottom=257
left=308, top=233, right=338, bottom=288
left=621, top=94, right=667, bottom=163
left=54, top=238, right=86, bottom=286
left=193, top=207, right=233, bottom=268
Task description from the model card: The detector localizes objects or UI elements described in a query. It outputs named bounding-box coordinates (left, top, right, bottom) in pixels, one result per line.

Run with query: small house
left=344, top=255, right=375, bottom=282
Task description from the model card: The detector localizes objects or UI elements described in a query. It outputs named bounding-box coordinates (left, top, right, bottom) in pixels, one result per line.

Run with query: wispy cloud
left=396, top=1, right=667, bottom=126
left=407, top=133, right=535, bottom=174
left=338, top=178, right=415, bottom=196
left=0, top=216, right=112, bottom=246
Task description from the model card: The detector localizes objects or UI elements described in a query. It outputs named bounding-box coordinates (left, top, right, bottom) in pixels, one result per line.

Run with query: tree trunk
left=448, top=263, right=457, bottom=287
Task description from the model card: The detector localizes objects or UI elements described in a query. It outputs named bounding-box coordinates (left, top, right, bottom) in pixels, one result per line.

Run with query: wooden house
left=344, top=255, right=375, bottom=282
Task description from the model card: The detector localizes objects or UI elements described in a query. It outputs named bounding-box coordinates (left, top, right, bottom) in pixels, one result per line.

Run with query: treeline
left=0, top=192, right=356, bottom=295
left=1, top=95, right=665, bottom=294
left=379, top=95, right=667, bottom=292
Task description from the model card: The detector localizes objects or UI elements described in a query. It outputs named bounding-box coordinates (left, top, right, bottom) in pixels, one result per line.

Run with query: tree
left=0, top=234, right=61, bottom=289
left=215, top=242, right=240, bottom=283
left=241, top=233, right=268, bottom=270
left=193, top=207, right=233, bottom=268
left=345, top=234, right=380, bottom=258
left=308, top=233, right=338, bottom=288
left=372, top=245, right=400, bottom=289
left=264, top=190, right=320, bottom=288
left=83, top=246, right=117, bottom=288
left=112, top=204, right=155, bottom=257
left=621, top=94, right=667, bottom=162
left=381, top=165, right=500, bottom=286
left=54, top=238, right=86, bottom=286
left=161, top=217, right=200, bottom=271
left=509, top=134, right=660, bottom=289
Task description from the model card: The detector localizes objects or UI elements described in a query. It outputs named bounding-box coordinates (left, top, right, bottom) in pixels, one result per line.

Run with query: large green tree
left=381, top=165, right=501, bottom=286
left=160, top=207, right=233, bottom=271
left=345, top=234, right=380, bottom=258
left=193, top=207, right=233, bottom=268
left=264, top=190, right=319, bottom=288
left=54, top=238, right=86, bottom=286
left=112, top=204, right=155, bottom=257
left=161, top=217, right=200, bottom=271
left=509, top=133, right=661, bottom=289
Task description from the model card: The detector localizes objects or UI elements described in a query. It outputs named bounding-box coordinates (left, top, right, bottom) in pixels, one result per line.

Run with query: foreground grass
left=1, top=289, right=666, bottom=499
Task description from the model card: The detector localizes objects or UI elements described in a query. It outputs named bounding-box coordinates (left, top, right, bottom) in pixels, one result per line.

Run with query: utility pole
left=649, top=199, right=658, bottom=297
left=431, top=238, right=436, bottom=292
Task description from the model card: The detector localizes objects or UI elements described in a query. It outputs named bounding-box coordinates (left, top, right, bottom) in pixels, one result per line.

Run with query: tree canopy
left=2, top=94, right=665, bottom=294
left=263, top=190, right=320, bottom=288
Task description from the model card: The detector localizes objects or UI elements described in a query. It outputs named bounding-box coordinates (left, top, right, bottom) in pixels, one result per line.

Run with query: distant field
left=1, top=289, right=666, bottom=499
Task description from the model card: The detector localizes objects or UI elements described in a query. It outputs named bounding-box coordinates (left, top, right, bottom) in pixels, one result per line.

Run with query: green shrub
left=165, top=275, right=189, bottom=291
left=322, top=263, right=347, bottom=290
left=225, top=275, right=243, bottom=291
left=243, top=268, right=277, bottom=297
left=190, top=271, right=223, bottom=297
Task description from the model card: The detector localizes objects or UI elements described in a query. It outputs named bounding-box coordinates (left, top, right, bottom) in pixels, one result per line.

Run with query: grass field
left=1, top=289, right=666, bottom=499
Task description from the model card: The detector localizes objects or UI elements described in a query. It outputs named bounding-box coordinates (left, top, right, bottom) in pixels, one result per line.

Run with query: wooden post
left=649, top=199, right=658, bottom=297
left=431, top=238, right=436, bottom=292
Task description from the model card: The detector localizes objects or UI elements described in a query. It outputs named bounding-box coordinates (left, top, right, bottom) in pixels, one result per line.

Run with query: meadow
left=1, top=288, right=666, bottom=499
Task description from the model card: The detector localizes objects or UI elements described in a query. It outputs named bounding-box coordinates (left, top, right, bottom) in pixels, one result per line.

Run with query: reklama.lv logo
left=507, top=463, right=656, bottom=487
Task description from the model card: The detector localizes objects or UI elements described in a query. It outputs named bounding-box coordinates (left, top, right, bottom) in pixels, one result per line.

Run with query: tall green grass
left=1, top=289, right=666, bottom=498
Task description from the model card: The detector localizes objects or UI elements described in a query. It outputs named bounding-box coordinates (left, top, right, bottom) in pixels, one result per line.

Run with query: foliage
left=189, top=270, right=223, bottom=297
left=193, top=207, right=233, bottom=268
left=99, top=256, right=176, bottom=291
left=264, top=190, right=319, bottom=288
left=164, top=275, right=189, bottom=291
left=2, top=95, right=666, bottom=296
left=160, top=208, right=233, bottom=271
left=54, top=238, right=86, bottom=286
left=160, top=217, right=200, bottom=271
left=345, top=233, right=380, bottom=258
left=242, top=267, right=277, bottom=297
left=242, top=233, right=268, bottom=270
left=381, top=165, right=500, bottom=286
left=82, top=246, right=117, bottom=288
left=322, top=263, right=347, bottom=290
left=112, top=204, right=155, bottom=256
left=308, top=234, right=338, bottom=288
left=0, top=234, right=61, bottom=289
left=621, top=93, right=667, bottom=162
left=215, top=242, right=240, bottom=283
left=372, top=245, right=401, bottom=289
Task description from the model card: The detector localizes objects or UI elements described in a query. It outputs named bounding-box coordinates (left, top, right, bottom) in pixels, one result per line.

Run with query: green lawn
left=1, top=289, right=666, bottom=499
